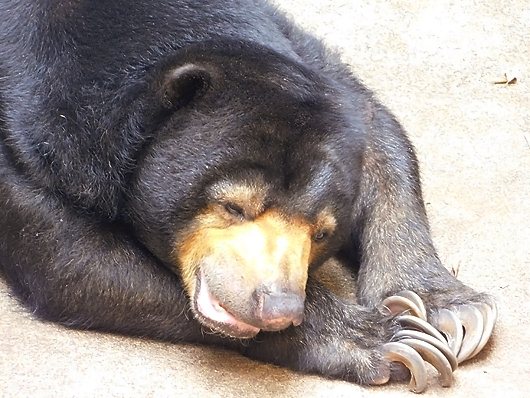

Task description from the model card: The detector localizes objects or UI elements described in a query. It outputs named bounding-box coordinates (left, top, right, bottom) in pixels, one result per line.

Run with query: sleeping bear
left=0, top=0, right=496, bottom=392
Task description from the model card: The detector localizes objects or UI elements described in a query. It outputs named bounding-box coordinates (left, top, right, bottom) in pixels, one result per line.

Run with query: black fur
left=0, top=0, right=488, bottom=385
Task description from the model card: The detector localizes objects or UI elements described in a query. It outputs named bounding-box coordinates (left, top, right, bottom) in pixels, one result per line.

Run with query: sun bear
left=0, top=0, right=495, bottom=392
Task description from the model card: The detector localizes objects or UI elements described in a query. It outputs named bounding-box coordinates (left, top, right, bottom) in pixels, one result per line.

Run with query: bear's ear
left=161, top=64, right=213, bottom=109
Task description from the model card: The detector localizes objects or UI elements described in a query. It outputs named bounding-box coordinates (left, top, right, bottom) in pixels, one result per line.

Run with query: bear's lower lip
left=195, top=271, right=261, bottom=338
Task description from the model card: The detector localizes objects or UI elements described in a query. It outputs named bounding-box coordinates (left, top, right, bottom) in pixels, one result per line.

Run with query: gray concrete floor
left=1, top=1, right=529, bottom=397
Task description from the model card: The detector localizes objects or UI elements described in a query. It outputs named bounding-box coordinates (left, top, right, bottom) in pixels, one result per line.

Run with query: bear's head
left=124, top=43, right=365, bottom=338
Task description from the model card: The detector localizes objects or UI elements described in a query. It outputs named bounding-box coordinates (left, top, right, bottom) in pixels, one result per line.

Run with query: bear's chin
left=194, top=271, right=261, bottom=339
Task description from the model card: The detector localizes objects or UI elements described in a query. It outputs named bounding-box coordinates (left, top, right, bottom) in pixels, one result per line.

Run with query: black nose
left=253, top=288, right=305, bottom=331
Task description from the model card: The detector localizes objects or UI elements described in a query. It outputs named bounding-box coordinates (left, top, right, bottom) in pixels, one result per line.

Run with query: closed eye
left=224, top=202, right=245, bottom=218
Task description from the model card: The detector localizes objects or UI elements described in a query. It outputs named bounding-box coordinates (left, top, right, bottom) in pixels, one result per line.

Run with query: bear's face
left=173, top=175, right=340, bottom=337
left=123, top=47, right=365, bottom=337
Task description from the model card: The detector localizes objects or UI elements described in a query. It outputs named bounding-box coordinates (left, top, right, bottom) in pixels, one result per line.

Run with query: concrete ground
left=1, top=0, right=529, bottom=397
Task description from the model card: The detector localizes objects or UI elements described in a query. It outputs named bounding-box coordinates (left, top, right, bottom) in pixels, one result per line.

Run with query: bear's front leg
left=0, top=160, right=229, bottom=348
left=352, top=101, right=496, bottom=366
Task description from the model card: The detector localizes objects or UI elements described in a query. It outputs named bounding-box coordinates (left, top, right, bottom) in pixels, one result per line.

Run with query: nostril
left=254, top=290, right=305, bottom=330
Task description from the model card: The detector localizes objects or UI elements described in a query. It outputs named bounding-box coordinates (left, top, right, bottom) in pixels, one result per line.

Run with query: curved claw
left=395, top=291, right=428, bottom=321
left=431, top=308, right=464, bottom=355
left=455, top=305, right=484, bottom=363
left=395, top=330, right=458, bottom=371
left=467, top=301, right=497, bottom=360
left=382, top=292, right=427, bottom=321
left=382, top=342, right=428, bottom=393
left=396, top=315, right=448, bottom=345
left=431, top=299, right=497, bottom=362
left=398, top=339, right=453, bottom=387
